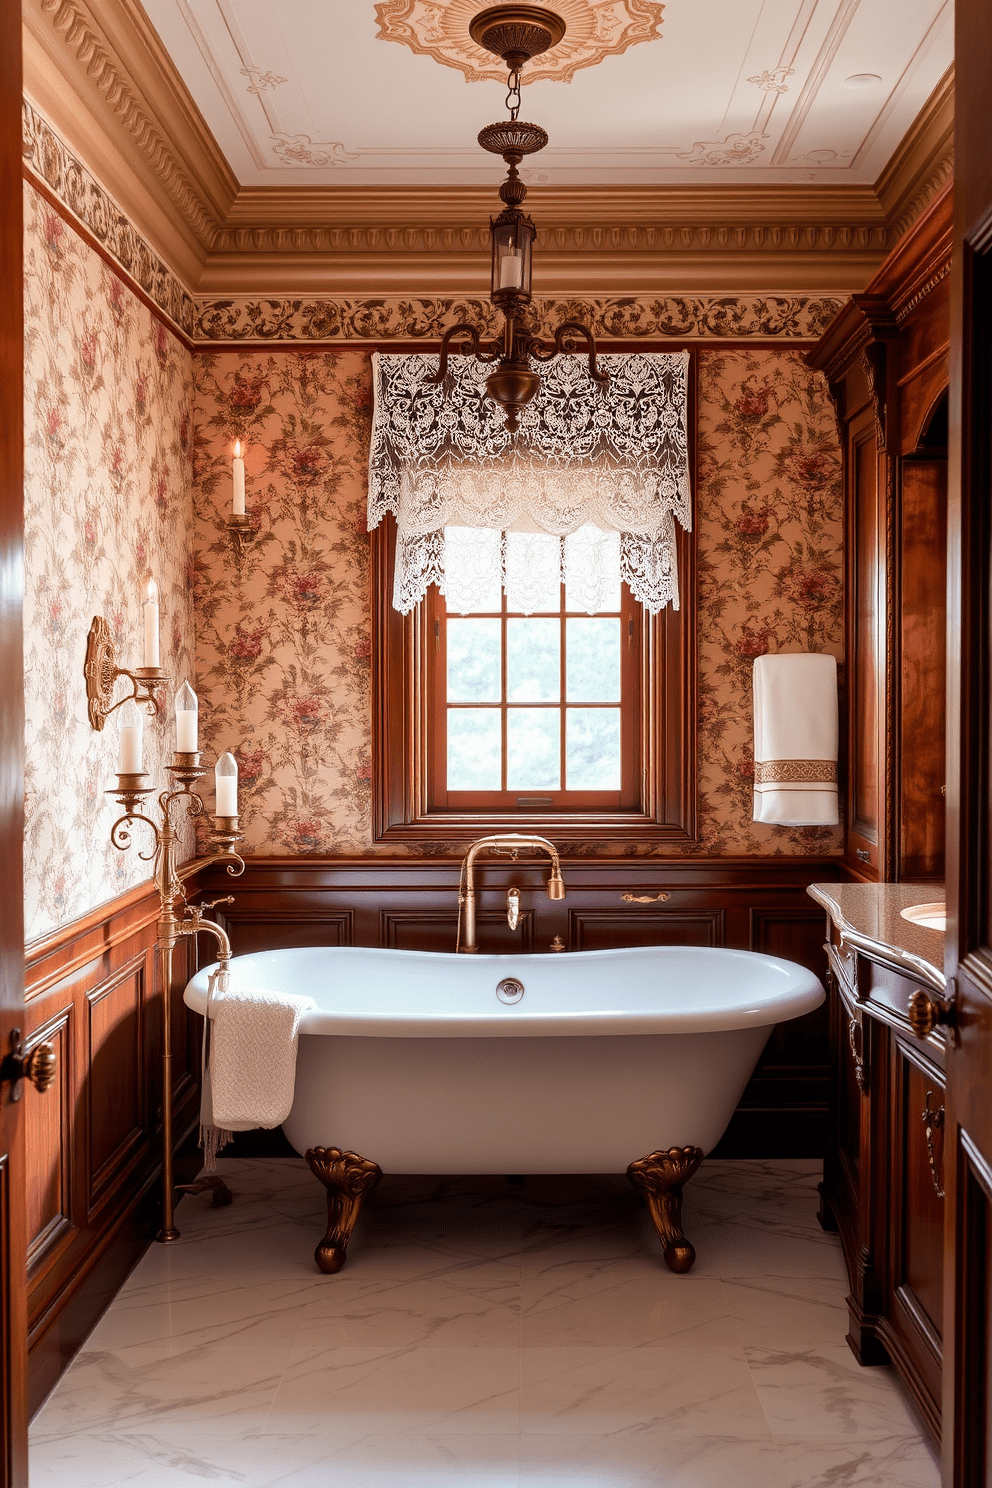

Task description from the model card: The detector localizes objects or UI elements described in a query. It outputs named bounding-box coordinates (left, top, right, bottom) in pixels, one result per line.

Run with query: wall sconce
left=85, top=611, right=169, bottom=732
left=226, top=440, right=256, bottom=556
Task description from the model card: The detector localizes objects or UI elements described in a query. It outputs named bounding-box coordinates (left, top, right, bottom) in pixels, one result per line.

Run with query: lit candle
left=233, top=440, right=246, bottom=517
left=142, top=578, right=160, bottom=669
left=175, top=680, right=198, bottom=753
left=215, top=752, right=238, bottom=816
left=499, top=249, right=523, bottom=290
left=117, top=699, right=143, bottom=774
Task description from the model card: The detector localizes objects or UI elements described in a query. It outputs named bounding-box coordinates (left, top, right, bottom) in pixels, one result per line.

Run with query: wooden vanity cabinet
left=821, top=933, right=946, bottom=1443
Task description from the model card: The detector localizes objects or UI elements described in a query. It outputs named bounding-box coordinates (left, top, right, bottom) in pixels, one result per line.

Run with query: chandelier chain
left=505, top=68, right=522, bottom=120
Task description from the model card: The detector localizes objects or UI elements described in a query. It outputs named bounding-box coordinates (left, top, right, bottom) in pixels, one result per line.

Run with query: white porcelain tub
left=184, top=944, right=824, bottom=1173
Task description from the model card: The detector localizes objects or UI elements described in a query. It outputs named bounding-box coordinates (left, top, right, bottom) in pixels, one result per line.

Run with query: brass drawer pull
left=847, top=1014, right=868, bottom=1093
left=922, top=1090, right=945, bottom=1198
left=621, top=893, right=671, bottom=904
left=907, top=988, right=954, bottom=1040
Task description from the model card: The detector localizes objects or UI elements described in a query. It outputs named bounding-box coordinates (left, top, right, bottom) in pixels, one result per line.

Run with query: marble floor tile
left=519, top=1345, right=770, bottom=1438
left=297, top=1270, right=522, bottom=1347
left=722, top=1275, right=851, bottom=1349
left=515, top=1432, right=791, bottom=1487
left=266, top=1344, right=521, bottom=1436
left=29, top=1159, right=940, bottom=1486
left=520, top=1267, right=738, bottom=1348
left=776, top=1434, right=941, bottom=1487
left=245, top=1432, right=522, bottom=1487
left=747, top=1343, right=923, bottom=1439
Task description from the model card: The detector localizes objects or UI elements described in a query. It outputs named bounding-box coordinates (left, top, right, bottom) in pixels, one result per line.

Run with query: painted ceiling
left=138, top=0, right=952, bottom=188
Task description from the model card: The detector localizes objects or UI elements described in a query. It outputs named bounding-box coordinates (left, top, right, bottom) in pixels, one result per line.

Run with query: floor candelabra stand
left=107, top=751, right=244, bottom=1242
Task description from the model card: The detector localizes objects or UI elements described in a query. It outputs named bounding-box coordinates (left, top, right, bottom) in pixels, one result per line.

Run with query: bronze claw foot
left=304, top=1146, right=382, bottom=1274
left=627, top=1146, right=704, bottom=1273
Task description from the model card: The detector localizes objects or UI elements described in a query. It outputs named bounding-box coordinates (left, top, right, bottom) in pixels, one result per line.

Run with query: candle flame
left=146, top=578, right=158, bottom=603
left=234, top=440, right=242, bottom=459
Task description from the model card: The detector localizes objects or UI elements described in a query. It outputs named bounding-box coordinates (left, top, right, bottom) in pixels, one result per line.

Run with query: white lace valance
left=367, top=350, right=692, bottom=614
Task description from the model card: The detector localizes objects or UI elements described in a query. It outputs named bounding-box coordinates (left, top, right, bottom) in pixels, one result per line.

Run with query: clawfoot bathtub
left=185, top=944, right=824, bottom=1274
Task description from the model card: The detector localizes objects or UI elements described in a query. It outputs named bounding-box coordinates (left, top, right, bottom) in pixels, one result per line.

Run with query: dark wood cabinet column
left=810, top=189, right=951, bottom=885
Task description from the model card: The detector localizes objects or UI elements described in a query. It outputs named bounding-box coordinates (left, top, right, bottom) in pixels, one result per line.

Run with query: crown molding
left=875, top=65, right=953, bottom=239
left=20, top=0, right=952, bottom=305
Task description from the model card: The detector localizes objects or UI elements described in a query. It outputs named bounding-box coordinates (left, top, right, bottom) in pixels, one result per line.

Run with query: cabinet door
left=887, top=1033, right=945, bottom=1442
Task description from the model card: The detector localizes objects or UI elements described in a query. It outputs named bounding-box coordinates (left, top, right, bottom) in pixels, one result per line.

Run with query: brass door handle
left=921, top=1090, right=945, bottom=1198
left=1, top=1029, right=56, bottom=1102
left=907, top=988, right=955, bottom=1040
left=620, top=893, right=670, bottom=904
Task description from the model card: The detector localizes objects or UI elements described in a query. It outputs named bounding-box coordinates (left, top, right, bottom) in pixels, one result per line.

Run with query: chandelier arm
left=422, top=324, right=486, bottom=384
left=530, top=321, right=611, bottom=387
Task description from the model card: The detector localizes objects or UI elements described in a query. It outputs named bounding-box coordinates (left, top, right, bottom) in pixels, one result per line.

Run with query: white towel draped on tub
left=752, top=652, right=839, bottom=826
left=199, top=971, right=316, bottom=1169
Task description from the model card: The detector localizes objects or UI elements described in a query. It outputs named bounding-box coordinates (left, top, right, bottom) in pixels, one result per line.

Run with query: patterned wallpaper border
left=23, top=103, right=845, bottom=346
left=194, top=294, right=845, bottom=344
left=22, top=101, right=197, bottom=339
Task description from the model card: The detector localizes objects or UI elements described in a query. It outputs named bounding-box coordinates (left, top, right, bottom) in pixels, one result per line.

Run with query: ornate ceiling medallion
left=374, top=0, right=664, bottom=84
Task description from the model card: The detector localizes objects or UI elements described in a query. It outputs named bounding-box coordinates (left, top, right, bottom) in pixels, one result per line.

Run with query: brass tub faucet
left=457, top=833, right=565, bottom=954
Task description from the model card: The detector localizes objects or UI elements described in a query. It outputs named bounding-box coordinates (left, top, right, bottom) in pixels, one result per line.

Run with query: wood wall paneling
left=898, top=456, right=947, bottom=880
left=23, top=884, right=199, bottom=1415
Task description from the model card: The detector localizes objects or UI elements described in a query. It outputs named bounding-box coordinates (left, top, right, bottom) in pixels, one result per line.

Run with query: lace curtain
left=367, top=350, right=692, bottom=614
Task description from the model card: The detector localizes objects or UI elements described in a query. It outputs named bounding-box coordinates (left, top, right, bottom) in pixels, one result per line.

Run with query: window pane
left=447, top=619, right=501, bottom=702
left=507, top=618, right=560, bottom=701
left=566, top=618, right=621, bottom=702
left=507, top=709, right=560, bottom=789
left=448, top=709, right=501, bottom=790
left=566, top=708, right=621, bottom=789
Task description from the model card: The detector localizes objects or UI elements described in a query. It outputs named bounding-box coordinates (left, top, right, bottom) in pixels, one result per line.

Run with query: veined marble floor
left=30, top=1157, right=940, bottom=1487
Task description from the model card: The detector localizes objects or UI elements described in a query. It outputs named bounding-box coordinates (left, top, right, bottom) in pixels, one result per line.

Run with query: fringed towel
left=199, top=968, right=316, bottom=1170
left=753, top=652, right=839, bottom=826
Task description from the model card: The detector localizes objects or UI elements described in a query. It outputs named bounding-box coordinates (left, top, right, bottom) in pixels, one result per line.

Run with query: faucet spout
left=457, top=834, right=565, bottom=954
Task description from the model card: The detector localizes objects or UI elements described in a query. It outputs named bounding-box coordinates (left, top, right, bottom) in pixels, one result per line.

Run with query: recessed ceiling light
left=844, top=72, right=882, bottom=89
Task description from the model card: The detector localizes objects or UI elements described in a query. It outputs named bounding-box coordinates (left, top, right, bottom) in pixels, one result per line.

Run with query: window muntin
left=428, top=574, right=639, bottom=812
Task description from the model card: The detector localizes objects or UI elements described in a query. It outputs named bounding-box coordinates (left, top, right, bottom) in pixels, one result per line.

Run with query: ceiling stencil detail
left=132, top=0, right=951, bottom=187
left=373, top=0, right=665, bottom=84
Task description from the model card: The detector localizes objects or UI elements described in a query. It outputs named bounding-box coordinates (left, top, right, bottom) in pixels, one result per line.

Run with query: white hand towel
left=753, top=652, right=839, bottom=825
left=199, top=982, right=315, bottom=1167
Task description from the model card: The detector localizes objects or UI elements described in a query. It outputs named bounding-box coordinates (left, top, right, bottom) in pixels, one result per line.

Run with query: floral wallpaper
left=23, top=183, right=196, bottom=941
left=193, top=345, right=843, bottom=858
left=694, top=350, right=844, bottom=856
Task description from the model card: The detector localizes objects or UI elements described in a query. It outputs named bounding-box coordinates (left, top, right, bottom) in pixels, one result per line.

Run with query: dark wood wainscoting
left=23, top=884, right=198, bottom=1415
left=201, top=855, right=844, bottom=1159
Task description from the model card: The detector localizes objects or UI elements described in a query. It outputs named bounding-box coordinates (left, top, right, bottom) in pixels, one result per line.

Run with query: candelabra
left=107, top=751, right=245, bottom=1242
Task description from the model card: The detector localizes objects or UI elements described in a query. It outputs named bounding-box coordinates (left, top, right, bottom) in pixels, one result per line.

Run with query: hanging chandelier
left=424, top=4, right=609, bottom=431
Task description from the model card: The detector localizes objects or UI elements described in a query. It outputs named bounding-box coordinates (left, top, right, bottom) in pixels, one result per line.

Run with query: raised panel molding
left=22, top=882, right=200, bottom=1415
left=85, top=952, right=148, bottom=1216
left=24, top=1009, right=72, bottom=1271
left=570, top=909, right=725, bottom=951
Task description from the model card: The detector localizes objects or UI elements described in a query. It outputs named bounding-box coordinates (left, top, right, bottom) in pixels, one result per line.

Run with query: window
left=372, top=518, right=696, bottom=848
left=427, top=553, right=641, bottom=813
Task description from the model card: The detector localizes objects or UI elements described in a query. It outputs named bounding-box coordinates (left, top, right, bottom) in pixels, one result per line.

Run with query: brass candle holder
left=85, top=616, right=170, bottom=730
left=225, top=513, right=255, bottom=557
left=107, top=750, right=245, bottom=1243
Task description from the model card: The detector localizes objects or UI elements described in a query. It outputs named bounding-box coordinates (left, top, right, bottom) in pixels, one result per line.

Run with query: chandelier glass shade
left=424, top=5, right=608, bottom=431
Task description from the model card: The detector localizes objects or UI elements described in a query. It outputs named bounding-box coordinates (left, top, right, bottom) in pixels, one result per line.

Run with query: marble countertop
left=807, top=881, right=946, bottom=993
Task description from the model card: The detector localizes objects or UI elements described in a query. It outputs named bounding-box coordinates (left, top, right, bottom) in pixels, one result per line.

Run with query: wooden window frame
left=427, top=584, right=640, bottom=814
left=371, top=347, right=697, bottom=849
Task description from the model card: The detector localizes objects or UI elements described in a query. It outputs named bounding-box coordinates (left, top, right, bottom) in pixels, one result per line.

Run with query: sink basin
left=900, top=902, right=946, bottom=932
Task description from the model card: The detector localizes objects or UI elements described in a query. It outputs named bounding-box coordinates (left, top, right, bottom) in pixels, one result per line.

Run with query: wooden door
left=0, top=0, right=29, bottom=1481
left=944, top=4, right=992, bottom=1482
